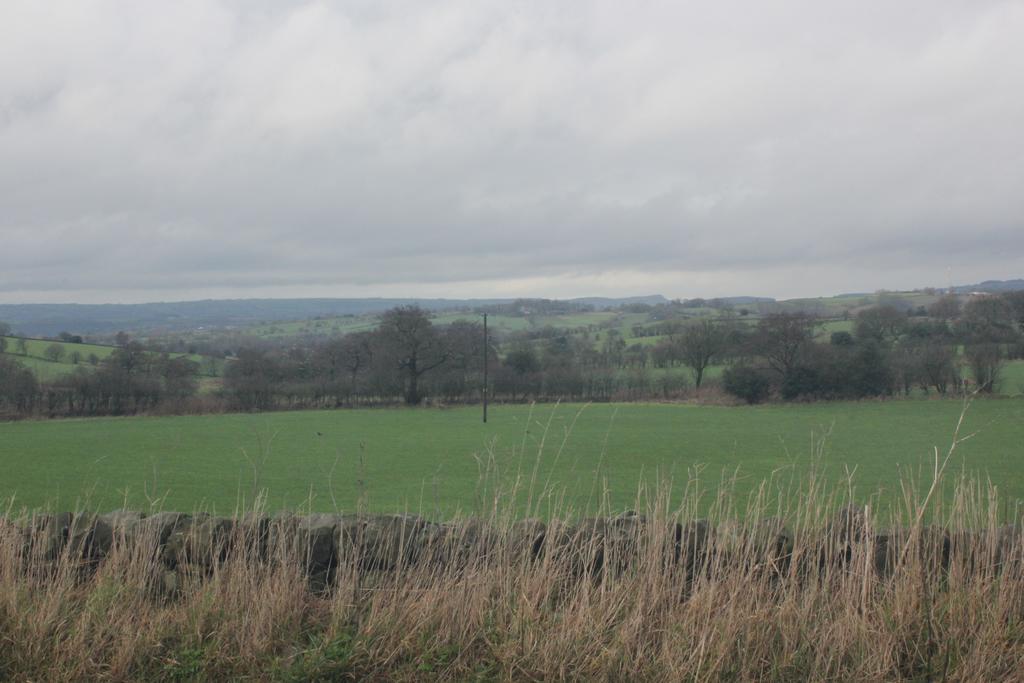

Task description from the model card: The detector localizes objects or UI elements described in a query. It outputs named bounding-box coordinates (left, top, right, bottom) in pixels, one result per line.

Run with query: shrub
left=723, top=365, right=772, bottom=404
left=43, top=343, right=65, bottom=362
left=830, top=331, right=854, bottom=346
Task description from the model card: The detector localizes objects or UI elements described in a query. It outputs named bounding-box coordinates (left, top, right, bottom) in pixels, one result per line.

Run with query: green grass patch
left=1, top=400, right=1021, bottom=517
left=999, top=360, right=1024, bottom=396
left=2, top=336, right=117, bottom=360
left=247, top=316, right=381, bottom=338
left=2, top=337, right=220, bottom=380
left=1, top=353, right=90, bottom=381
left=817, top=319, right=854, bottom=337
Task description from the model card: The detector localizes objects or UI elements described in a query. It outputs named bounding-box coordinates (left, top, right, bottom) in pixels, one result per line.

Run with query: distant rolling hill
left=0, top=296, right=669, bottom=337
left=951, top=279, right=1024, bottom=294
left=5, top=277, right=1019, bottom=337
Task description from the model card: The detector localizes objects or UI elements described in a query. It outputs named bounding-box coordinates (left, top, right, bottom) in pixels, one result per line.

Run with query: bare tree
left=854, top=305, right=907, bottom=345
left=341, top=332, right=374, bottom=389
left=966, top=343, right=1004, bottom=393
left=918, top=342, right=960, bottom=395
left=928, top=294, right=961, bottom=320
left=314, top=331, right=374, bottom=401
left=957, top=296, right=1017, bottom=344
left=676, top=319, right=729, bottom=388
left=756, top=313, right=816, bottom=378
left=108, top=341, right=148, bottom=374
left=377, top=306, right=449, bottom=405
left=1000, top=291, right=1024, bottom=334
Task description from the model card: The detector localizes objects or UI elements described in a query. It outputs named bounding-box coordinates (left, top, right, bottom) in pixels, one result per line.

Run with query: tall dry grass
left=2, top=407, right=1023, bottom=681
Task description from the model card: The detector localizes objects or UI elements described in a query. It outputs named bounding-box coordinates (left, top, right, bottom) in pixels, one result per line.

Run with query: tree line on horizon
left=1, top=291, right=1022, bottom=418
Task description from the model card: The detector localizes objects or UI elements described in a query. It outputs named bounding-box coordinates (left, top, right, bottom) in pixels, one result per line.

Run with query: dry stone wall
left=4, top=507, right=1022, bottom=594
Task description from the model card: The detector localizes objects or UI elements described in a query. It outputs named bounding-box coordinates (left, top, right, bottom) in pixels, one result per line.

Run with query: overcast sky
left=1, top=1, right=1022, bottom=304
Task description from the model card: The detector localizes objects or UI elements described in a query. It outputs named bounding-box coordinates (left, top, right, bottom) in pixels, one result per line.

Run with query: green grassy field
left=2, top=336, right=117, bottom=360
left=2, top=353, right=86, bottom=381
left=1, top=336, right=119, bottom=380
left=246, top=316, right=380, bottom=337
left=2, top=399, right=1022, bottom=517
left=1000, top=360, right=1024, bottom=395
left=1, top=336, right=220, bottom=381
left=430, top=312, right=530, bottom=333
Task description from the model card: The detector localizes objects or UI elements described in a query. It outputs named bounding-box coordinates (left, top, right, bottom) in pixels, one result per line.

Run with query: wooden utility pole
left=482, top=313, right=488, bottom=423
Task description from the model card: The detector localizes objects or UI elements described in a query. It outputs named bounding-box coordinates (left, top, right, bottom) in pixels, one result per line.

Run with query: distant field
left=1, top=337, right=115, bottom=381
left=772, top=291, right=940, bottom=316
left=2, top=336, right=117, bottom=361
left=817, top=319, right=855, bottom=336
left=1, top=399, right=1021, bottom=517
left=1, top=336, right=220, bottom=380
left=244, top=310, right=622, bottom=339
left=430, top=312, right=530, bottom=333
left=246, top=316, right=379, bottom=337
left=2, top=353, right=88, bottom=381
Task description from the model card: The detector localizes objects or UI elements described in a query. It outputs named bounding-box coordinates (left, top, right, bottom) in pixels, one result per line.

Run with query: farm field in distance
left=2, top=399, right=1022, bottom=518
left=0, top=335, right=220, bottom=382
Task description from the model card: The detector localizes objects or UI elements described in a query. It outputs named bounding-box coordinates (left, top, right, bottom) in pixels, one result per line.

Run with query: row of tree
left=218, top=295, right=1023, bottom=410
left=723, top=293, right=1024, bottom=403
left=2, top=292, right=1022, bottom=417
left=0, top=342, right=200, bottom=418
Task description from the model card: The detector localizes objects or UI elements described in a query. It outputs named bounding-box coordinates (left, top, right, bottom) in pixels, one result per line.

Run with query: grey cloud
left=0, top=0, right=1022, bottom=303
